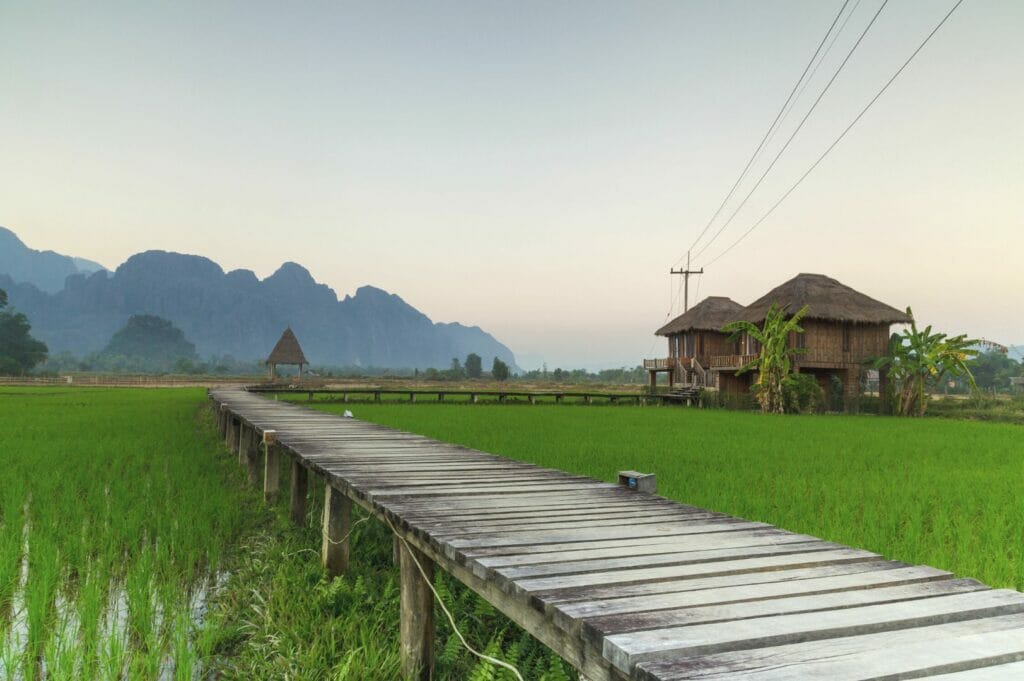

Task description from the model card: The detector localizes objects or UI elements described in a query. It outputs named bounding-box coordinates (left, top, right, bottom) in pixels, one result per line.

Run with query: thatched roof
left=656, top=296, right=745, bottom=336
left=739, top=273, right=911, bottom=325
left=267, top=327, right=308, bottom=365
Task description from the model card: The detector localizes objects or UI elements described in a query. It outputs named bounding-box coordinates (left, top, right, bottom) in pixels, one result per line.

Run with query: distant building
left=266, top=327, right=308, bottom=380
left=646, top=273, right=911, bottom=410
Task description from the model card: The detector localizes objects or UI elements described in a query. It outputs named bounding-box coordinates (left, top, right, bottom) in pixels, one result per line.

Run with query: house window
left=842, top=325, right=851, bottom=352
left=796, top=331, right=806, bottom=349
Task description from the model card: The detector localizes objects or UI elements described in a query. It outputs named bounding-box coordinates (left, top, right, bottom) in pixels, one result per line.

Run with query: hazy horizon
left=2, top=1, right=1021, bottom=369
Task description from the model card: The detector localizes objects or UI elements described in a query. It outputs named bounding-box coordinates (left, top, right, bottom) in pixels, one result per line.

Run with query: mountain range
left=0, top=227, right=518, bottom=371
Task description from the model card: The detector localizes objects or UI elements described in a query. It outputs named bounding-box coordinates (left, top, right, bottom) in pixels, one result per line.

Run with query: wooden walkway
left=247, top=386, right=682, bottom=406
left=209, top=387, right=1024, bottom=680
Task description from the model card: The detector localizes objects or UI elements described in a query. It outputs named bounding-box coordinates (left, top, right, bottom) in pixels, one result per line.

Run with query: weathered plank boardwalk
left=209, top=387, right=1024, bottom=680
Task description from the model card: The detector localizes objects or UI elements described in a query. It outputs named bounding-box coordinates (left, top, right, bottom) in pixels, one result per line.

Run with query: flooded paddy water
left=0, top=388, right=248, bottom=680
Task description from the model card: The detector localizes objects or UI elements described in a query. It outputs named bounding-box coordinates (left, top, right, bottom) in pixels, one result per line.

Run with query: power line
left=702, top=0, right=965, bottom=268
left=678, top=0, right=854, bottom=265
left=692, top=0, right=890, bottom=262
left=763, top=0, right=864, bottom=154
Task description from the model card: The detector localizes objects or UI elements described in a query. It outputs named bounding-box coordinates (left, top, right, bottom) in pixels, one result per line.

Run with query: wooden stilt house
left=266, top=327, right=308, bottom=380
left=712, top=273, right=911, bottom=407
left=647, top=297, right=745, bottom=390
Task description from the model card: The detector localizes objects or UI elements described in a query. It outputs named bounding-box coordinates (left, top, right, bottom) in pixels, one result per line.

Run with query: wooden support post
left=470, top=393, right=477, bottom=404
left=498, top=393, right=506, bottom=404
left=343, top=392, right=348, bottom=403
left=584, top=395, right=593, bottom=405
left=307, top=391, right=313, bottom=401
left=224, top=415, right=235, bottom=450
left=555, top=394, right=563, bottom=403
left=322, top=485, right=351, bottom=578
left=528, top=395, right=536, bottom=405
left=243, top=427, right=261, bottom=485
left=438, top=392, right=445, bottom=402
left=393, top=535, right=401, bottom=565
left=399, top=539, right=435, bottom=681
left=409, top=392, right=416, bottom=403
left=374, top=391, right=381, bottom=403
left=263, top=431, right=280, bottom=503
left=238, top=425, right=248, bottom=466
left=289, top=459, right=308, bottom=526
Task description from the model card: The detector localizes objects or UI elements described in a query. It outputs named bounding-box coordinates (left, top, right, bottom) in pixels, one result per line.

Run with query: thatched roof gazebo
left=266, top=327, right=308, bottom=380
left=739, top=273, right=912, bottom=324
left=655, top=296, right=745, bottom=336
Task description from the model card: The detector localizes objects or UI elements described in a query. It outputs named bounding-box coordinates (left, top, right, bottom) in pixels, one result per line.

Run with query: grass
left=313, top=401, right=1024, bottom=592
left=0, top=388, right=575, bottom=680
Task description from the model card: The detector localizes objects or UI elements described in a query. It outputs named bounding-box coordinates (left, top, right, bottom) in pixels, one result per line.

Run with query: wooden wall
left=790, top=321, right=891, bottom=368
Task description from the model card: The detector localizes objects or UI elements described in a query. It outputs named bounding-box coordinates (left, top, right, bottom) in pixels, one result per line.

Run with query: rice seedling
left=334, top=401, right=1024, bottom=591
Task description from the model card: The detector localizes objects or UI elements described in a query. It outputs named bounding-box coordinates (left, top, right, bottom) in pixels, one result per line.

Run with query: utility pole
left=670, top=251, right=703, bottom=313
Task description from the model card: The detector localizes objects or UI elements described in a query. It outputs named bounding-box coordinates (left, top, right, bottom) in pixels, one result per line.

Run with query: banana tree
left=723, top=303, right=809, bottom=414
left=874, top=307, right=978, bottom=416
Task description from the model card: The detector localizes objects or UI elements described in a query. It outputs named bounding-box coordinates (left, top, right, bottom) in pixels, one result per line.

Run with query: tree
left=491, top=357, right=510, bottom=382
left=874, top=308, right=978, bottom=416
left=464, top=353, right=483, bottom=379
left=0, top=288, right=49, bottom=375
left=449, top=357, right=464, bottom=379
left=99, top=314, right=198, bottom=372
left=969, top=350, right=1020, bottom=393
left=723, top=303, right=809, bottom=414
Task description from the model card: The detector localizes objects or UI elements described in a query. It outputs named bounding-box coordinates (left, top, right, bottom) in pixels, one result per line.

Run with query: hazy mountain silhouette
left=0, top=232, right=518, bottom=371
left=0, top=226, right=106, bottom=293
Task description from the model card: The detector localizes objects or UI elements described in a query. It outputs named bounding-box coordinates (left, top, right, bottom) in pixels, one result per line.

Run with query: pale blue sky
left=1, top=1, right=1020, bottom=368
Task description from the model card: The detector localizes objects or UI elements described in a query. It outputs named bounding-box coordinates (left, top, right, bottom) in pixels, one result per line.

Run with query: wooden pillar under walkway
left=238, top=424, right=249, bottom=467
left=263, top=430, right=280, bottom=502
left=399, top=539, right=435, bottom=681
left=224, top=415, right=237, bottom=451
left=290, top=459, right=308, bottom=526
left=241, top=426, right=261, bottom=485
left=322, top=485, right=351, bottom=578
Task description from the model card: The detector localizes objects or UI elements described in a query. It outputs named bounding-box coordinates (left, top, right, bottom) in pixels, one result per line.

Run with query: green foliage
left=465, top=353, right=483, bottom=379
left=968, top=350, right=1021, bottom=393
left=0, top=287, right=49, bottom=375
left=0, top=388, right=250, bottom=677
left=875, top=308, right=979, bottom=416
left=723, top=303, right=809, bottom=413
left=98, top=314, right=198, bottom=372
left=491, top=357, right=511, bottom=382
left=338, top=403, right=1024, bottom=591
left=782, top=373, right=825, bottom=414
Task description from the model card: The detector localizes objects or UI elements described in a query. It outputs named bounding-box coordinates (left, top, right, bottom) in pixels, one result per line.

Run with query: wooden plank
left=925, top=661, right=1024, bottom=679
left=606, top=589, right=1024, bottom=674
left=510, top=548, right=879, bottom=598
left=473, top=531, right=820, bottom=568
left=551, top=564, right=952, bottom=631
left=633, top=614, right=1024, bottom=681
left=584, top=578, right=987, bottom=645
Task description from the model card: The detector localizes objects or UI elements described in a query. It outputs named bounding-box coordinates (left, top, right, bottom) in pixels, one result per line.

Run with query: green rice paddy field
left=321, top=401, right=1024, bottom=591
left=2, top=387, right=1022, bottom=680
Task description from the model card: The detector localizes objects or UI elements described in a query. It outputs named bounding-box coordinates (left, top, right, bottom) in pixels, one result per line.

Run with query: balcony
left=643, top=357, right=694, bottom=371
left=709, top=354, right=758, bottom=370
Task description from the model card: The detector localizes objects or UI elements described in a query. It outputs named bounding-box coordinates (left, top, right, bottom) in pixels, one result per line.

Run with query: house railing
left=692, top=358, right=708, bottom=388
left=709, top=354, right=758, bottom=369
left=645, top=357, right=697, bottom=371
